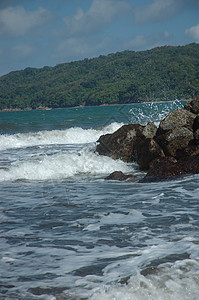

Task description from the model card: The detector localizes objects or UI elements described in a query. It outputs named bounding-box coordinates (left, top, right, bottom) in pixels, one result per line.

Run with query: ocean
left=0, top=101, right=198, bottom=300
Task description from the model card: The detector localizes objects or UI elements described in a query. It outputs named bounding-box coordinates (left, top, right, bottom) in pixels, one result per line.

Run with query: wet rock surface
left=133, top=138, right=165, bottom=170
left=105, top=171, right=137, bottom=181
left=96, top=94, right=199, bottom=182
left=96, top=124, right=144, bottom=162
left=140, top=157, right=182, bottom=182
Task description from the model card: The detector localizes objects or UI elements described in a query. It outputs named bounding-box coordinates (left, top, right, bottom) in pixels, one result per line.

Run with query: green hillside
left=0, top=43, right=199, bottom=110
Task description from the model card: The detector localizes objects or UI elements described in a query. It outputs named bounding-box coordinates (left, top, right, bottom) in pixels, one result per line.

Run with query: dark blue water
left=0, top=102, right=198, bottom=300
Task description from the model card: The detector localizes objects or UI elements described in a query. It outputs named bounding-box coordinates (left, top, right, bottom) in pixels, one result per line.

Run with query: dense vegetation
left=0, top=43, right=199, bottom=110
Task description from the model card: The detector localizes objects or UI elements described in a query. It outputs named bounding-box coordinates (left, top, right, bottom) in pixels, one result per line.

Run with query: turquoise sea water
left=0, top=101, right=199, bottom=299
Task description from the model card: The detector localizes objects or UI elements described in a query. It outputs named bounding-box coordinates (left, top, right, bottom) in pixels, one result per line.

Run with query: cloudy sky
left=0, top=0, right=199, bottom=76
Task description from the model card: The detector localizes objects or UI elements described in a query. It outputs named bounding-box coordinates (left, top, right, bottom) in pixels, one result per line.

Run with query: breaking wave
left=0, top=149, right=133, bottom=181
left=0, top=122, right=123, bottom=151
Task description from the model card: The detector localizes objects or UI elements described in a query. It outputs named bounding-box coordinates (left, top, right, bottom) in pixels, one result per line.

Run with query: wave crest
left=0, top=122, right=123, bottom=151
left=0, top=149, right=132, bottom=181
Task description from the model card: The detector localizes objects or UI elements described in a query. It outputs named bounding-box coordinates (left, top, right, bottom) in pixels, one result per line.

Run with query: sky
left=0, top=0, right=199, bottom=76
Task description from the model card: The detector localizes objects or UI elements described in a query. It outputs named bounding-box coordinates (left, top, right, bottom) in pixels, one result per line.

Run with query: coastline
left=0, top=106, right=51, bottom=113
left=0, top=99, right=190, bottom=113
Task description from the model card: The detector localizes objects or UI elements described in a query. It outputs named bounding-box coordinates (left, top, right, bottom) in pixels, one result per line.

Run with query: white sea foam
left=90, top=259, right=199, bottom=300
left=0, top=149, right=132, bottom=181
left=0, top=122, right=123, bottom=151
left=84, top=210, right=145, bottom=231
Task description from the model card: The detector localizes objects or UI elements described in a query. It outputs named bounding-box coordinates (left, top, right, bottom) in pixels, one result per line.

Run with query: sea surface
left=0, top=101, right=198, bottom=300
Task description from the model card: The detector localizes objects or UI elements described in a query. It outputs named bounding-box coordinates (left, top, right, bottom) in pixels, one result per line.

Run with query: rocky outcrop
left=142, top=152, right=199, bottom=182
left=184, top=94, right=199, bottom=114
left=155, top=108, right=195, bottom=156
left=155, top=127, right=193, bottom=157
left=96, top=94, right=199, bottom=182
left=96, top=124, right=144, bottom=161
left=176, top=145, right=199, bottom=160
left=140, top=157, right=182, bottom=182
left=157, top=108, right=195, bottom=134
left=105, top=171, right=137, bottom=181
left=142, top=121, right=157, bottom=139
left=96, top=122, right=162, bottom=169
left=133, top=138, right=165, bottom=169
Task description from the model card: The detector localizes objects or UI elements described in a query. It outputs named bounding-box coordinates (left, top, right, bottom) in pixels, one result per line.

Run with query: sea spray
left=129, top=100, right=184, bottom=125
left=0, top=122, right=123, bottom=151
left=0, top=148, right=133, bottom=181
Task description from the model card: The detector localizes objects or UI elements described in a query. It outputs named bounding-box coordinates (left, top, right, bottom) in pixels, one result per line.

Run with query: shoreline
left=0, top=99, right=190, bottom=113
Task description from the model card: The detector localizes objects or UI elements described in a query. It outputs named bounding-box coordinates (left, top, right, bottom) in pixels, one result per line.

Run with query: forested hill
left=0, top=43, right=199, bottom=110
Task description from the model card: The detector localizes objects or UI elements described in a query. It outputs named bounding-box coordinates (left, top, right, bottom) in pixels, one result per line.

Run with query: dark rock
left=155, top=127, right=193, bottom=157
left=193, top=115, right=199, bottom=131
left=96, top=122, right=158, bottom=165
left=178, top=154, right=199, bottom=174
left=184, top=94, right=199, bottom=114
left=176, top=145, right=199, bottom=160
left=194, top=129, right=199, bottom=144
left=133, top=138, right=165, bottom=170
left=157, top=108, right=196, bottom=135
left=96, top=133, right=112, bottom=156
left=131, top=122, right=160, bottom=169
left=105, top=171, right=137, bottom=181
left=142, top=152, right=199, bottom=182
left=141, top=157, right=183, bottom=182
left=96, top=124, right=144, bottom=161
left=105, top=171, right=127, bottom=181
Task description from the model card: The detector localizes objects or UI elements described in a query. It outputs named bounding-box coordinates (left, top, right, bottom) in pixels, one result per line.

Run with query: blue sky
left=0, top=0, right=199, bottom=76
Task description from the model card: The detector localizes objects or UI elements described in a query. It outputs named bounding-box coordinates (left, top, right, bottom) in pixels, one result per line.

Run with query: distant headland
left=0, top=43, right=198, bottom=111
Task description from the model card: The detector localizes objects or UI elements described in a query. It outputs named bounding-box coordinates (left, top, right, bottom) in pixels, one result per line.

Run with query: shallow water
left=0, top=101, right=198, bottom=299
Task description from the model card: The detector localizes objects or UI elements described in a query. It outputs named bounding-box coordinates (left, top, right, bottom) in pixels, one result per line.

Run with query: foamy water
left=0, top=102, right=198, bottom=300
left=0, top=122, right=123, bottom=151
left=0, top=148, right=132, bottom=181
left=0, top=122, right=134, bottom=182
left=91, top=259, right=199, bottom=300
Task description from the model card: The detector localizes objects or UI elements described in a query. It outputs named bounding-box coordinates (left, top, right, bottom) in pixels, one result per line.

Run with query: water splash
left=0, top=149, right=132, bottom=181
left=129, top=100, right=185, bottom=125
left=0, top=122, right=123, bottom=151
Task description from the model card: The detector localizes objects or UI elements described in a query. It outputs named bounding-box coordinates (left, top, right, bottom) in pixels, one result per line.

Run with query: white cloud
left=125, top=31, right=171, bottom=51
left=54, top=36, right=111, bottom=60
left=13, top=43, right=35, bottom=59
left=125, top=35, right=146, bottom=49
left=134, top=0, right=184, bottom=24
left=64, top=0, right=131, bottom=36
left=55, top=30, right=171, bottom=62
left=185, top=23, right=199, bottom=42
left=0, top=6, right=52, bottom=36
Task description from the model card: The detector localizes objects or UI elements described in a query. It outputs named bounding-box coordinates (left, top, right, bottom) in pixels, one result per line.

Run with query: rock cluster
left=96, top=94, right=199, bottom=182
